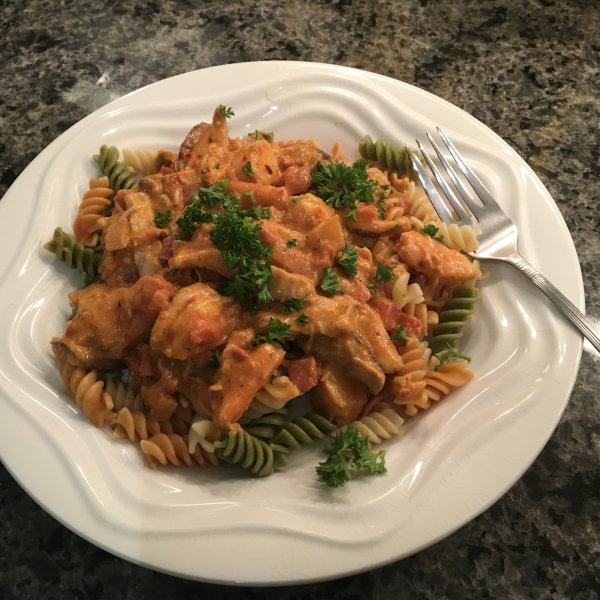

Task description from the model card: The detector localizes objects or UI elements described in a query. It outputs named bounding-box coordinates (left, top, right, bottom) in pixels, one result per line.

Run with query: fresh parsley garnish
left=296, top=313, right=308, bottom=326
left=421, top=224, right=444, bottom=242
left=390, top=326, right=408, bottom=343
left=219, top=105, right=235, bottom=118
left=249, top=130, right=274, bottom=142
left=242, top=161, right=254, bottom=179
left=164, top=268, right=178, bottom=276
left=214, top=163, right=220, bottom=170
left=367, top=283, right=375, bottom=296
left=320, top=268, right=341, bottom=294
left=311, top=160, right=383, bottom=221
left=338, top=244, right=359, bottom=278
left=434, top=343, right=472, bottom=370
left=251, top=317, right=292, bottom=347
left=205, top=351, right=221, bottom=369
left=286, top=238, right=297, bottom=248
left=284, top=298, right=304, bottom=313
left=375, top=262, right=395, bottom=283
left=176, top=180, right=273, bottom=303
left=316, top=424, right=387, bottom=488
left=248, top=305, right=260, bottom=316
left=154, top=209, right=172, bottom=228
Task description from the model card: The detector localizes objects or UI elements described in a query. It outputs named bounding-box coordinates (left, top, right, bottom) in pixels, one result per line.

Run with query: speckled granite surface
left=1, top=0, right=599, bottom=598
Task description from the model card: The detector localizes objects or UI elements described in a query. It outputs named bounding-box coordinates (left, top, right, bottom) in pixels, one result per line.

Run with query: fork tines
left=406, top=128, right=501, bottom=229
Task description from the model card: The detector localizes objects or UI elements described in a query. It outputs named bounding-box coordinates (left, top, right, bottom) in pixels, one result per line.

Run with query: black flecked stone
left=1, top=0, right=600, bottom=598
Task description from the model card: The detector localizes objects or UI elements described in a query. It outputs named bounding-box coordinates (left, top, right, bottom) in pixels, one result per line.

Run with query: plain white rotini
left=352, top=408, right=404, bottom=445
left=188, top=418, right=221, bottom=453
left=406, top=181, right=437, bottom=220
left=141, top=433, right=218, bottom=468
left=392, top=271, right=424, bottom=310
left=122, top=148, right=159, bottom=176
left=104, top=379, right=144, bottom=412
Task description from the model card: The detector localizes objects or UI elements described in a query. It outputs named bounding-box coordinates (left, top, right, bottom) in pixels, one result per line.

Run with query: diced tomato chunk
left=287, top=357, right=320, bottom=393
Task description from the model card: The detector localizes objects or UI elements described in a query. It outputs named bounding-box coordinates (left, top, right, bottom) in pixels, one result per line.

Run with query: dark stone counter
left=0, top=1, right=598, bottom=598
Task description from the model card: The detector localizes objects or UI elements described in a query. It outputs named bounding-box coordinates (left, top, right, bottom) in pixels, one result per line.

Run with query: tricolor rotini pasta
left=47, top=108, right=484, bottom=484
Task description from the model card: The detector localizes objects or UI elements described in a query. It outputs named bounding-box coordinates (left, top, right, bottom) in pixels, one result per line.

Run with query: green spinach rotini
left=93, top=145, right=139, bottom=192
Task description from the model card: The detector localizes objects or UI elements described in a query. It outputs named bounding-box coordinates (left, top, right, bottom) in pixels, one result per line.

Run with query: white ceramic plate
left=0, top=62, right=583, bottom=584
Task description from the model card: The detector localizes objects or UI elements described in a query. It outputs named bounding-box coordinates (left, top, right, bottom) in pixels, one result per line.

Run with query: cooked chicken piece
left=150, top=282, right=244, bottom=361
left=397, top=229, right=480, bottom=285
left=312, top=362, right=370, bottom=426
left=169, top=224, right=232, bottom=277
left=267, top=266, right=316, bottom=302
left=305, top=215, right=345, bottom=258
left=227, top=181, right=290, bottom=210
left=210, top=329, right=285, bottom=430
left=141, top=368, right=179, bottom=421
left=278, top=193, right=335, bottom=234
left=227, top=139, right=281, bottom=185
left=344, top=204, right=413, bottom=237
left=308, top=334, right=386, bottom=395
left=277, top=140, right=322, bottom=171
left=54, top=275, right=176, bottom=369
left=282, top=164, right=312, bottom=196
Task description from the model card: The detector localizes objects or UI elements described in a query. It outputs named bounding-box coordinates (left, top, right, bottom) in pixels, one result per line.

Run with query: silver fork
left=406, top=129, right=600, bottom=354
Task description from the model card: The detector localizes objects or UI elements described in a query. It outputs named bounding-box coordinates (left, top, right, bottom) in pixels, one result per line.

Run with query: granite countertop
left=1, top=0, right=599, bottom=598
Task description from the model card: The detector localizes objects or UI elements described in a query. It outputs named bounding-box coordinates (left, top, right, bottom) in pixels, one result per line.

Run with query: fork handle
left=510, top=256, right=600, bottom=353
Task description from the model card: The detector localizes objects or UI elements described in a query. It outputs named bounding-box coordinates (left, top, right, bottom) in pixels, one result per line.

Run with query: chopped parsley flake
left=421, top=223, right=444, bottom=242
left=296, top=313, right=308, bottom=326
left=248, top=305, right=260, bottom=316
left=219, top=105, right=235, bottom=118
left=205, top=351, right=221, bottom=369
left=284, top=298, right=304, bottom=313
left=339, top=244, right=359, bottom=278
left=164, top=268, right=178, bottom=276
left=242, top=161, right=254, bottom=179
left=390, top=326, right=408, bottom=343
left=311, top=160, right=384, bottom=221
left=434, top=343, right=472, bottom=370
left=154, top=209, right=172, bottom=228
left=286, top=238, right=297, bottom=248
left=251, top=317, right=292, bottom=347
left=375, top=262, right=395, bottom=283
left=249, top=130, right=274, bottom=142
left=320, top=268, right=341, bottom=294
left=367, top=283, right=375, bottom=296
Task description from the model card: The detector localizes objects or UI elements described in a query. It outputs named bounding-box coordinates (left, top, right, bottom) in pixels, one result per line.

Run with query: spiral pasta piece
left=350, top=408, right=404, bottom=445
left=430, top=284, right=480, bottom=354
left=141, top=433, right=217, bottom=468
left=104, top=378, right=143, bottom=412
left=188, top=418, right=221, bottom=453
left=422, top=360, right=475, bottom=402
left=122, top=148, right=159, bottom=176
left=408, top=216, right=481, bottom=253
left=359, top=135, right=408, bottom=171
left=44, top=227, right=102, bottom=287
left=269, top=413, right=336, bottom=452
left=214, top=430, right=286, bottom=476
left=74, top=177, right=114, bottom=247
left=406, top=182, right=437, bottom=220
left=92, top=145, right=138, bottom=192
left=111, top=406, right=174, bottom=441
left=239, top=371, right=301, bottom=423
left=54, top=348, right=114, bottom=428
left=242, top=409, right=288, bottom=440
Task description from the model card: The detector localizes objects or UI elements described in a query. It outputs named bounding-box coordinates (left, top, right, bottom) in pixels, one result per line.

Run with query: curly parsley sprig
left=316, top=424, right=387, bottom=488
left=251, top=318, right=292, bottom=348
left=311, top=160, right=384, bottom=221
left=175, top=180, right=273, bottom=304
